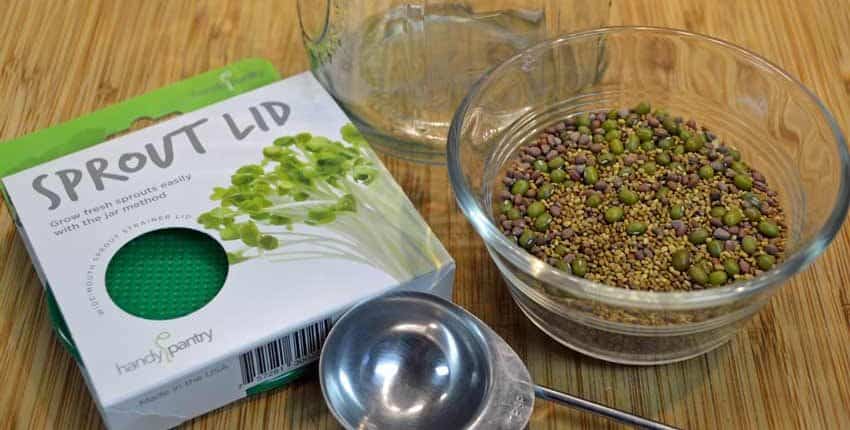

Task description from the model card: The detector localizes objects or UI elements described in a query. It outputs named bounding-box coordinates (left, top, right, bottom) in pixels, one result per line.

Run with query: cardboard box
left=0, top=59, right=454, bottom=429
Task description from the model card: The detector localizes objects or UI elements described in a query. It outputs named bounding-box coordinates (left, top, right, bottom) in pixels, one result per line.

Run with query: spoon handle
left=534, top=385, right=679, bottom=430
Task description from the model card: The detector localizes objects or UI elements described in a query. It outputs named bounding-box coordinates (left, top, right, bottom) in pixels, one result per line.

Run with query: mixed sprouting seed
left=497, top=103, right=788, bottom=291
left=197, top=123, right=435, bottom=280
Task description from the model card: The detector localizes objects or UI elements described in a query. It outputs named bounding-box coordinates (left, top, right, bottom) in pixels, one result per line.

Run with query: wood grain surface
left=1, top=1, right=849, bottom=429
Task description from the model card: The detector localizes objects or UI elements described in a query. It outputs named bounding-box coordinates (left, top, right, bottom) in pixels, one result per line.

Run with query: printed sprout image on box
left=197, top=123, right=437, bottom=281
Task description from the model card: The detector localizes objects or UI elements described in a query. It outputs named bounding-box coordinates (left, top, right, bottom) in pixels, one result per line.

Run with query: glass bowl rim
left=447, top=26, right=850, bottom=309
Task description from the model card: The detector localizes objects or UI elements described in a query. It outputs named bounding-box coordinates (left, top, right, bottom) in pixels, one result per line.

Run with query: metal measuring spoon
left=320, top=291, right=678, bottom=430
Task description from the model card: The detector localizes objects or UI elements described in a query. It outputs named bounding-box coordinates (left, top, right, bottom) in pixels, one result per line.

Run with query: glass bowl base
left=508, top=284, right=738, bottom=365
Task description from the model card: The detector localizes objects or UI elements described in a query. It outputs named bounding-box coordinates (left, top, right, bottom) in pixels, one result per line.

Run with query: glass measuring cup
left=298, top=1, right=610, bottom=163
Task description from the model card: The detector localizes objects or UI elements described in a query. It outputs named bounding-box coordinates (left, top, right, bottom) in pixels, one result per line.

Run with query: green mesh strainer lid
left=105, top=228, right=228, bottom=320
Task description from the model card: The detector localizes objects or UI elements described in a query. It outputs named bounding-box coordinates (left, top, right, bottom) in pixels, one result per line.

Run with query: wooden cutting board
left=0, top=1, right=848, bottom=428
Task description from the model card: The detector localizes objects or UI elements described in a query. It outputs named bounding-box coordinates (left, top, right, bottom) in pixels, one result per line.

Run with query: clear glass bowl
left=447, top=27, right=850, bottom=365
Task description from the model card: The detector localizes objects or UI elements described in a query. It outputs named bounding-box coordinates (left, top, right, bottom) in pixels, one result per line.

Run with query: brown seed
left=671, top=220, right=687, bottom=236
left=713, top=228, right=731, bottom=240
left=569, top=169, right=582, bottom=181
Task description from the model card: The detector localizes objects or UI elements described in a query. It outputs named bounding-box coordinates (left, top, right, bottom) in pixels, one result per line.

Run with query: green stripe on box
left=246, top=365, right=314, bottom=397
left=0, top=58, right=280, bottom=185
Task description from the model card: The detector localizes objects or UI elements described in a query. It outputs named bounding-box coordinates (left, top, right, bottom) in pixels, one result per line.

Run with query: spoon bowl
left=320, top=292, right=534, bottom=429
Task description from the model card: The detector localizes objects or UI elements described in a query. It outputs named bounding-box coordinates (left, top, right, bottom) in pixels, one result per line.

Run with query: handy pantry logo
left=115, top=329, right=213, bottom=376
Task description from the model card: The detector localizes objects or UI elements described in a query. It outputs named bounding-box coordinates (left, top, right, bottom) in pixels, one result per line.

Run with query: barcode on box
left=238, top=318, right=334, bottom=387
